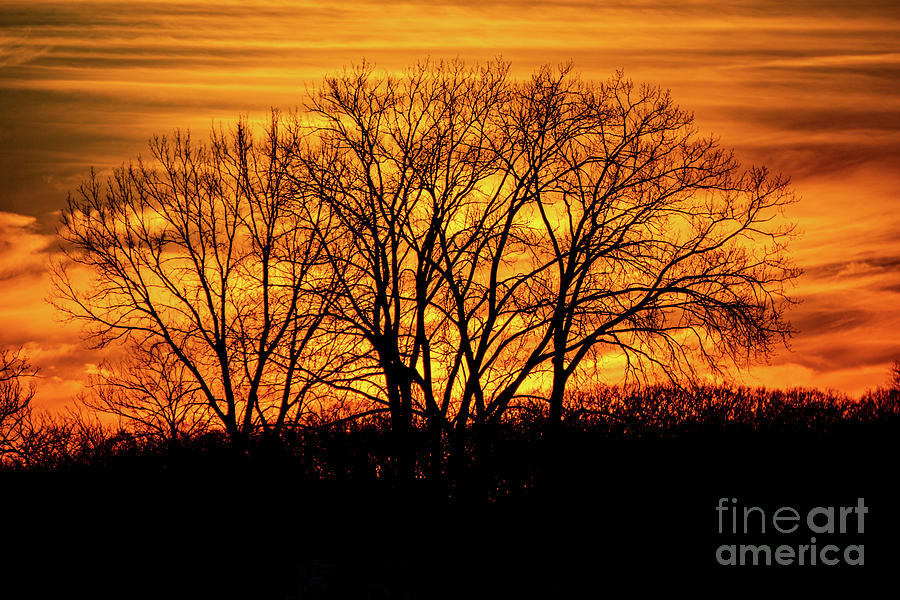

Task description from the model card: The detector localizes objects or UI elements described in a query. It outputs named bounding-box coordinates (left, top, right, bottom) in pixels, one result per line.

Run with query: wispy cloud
left=0, top=211, right=54, bottom=280
left=0, top=29, right=52, bottom=68
left=0, top=211, right=107, bottom=409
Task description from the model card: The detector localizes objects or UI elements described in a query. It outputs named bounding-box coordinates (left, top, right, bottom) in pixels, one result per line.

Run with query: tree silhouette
left=891, top=359, right=900, bottom=390
left=52, top=59, right=798, bottom=478
left=294, top=59, right=797, bottom=478
left=296, top=59, right=518, bottom=479
left=511, top=67, right=798, bottom=432
left=0, top=346, right=37, bottom=463
left=52, top=114, right=342, bottom=446
left=7, top=406, right=109, bottom=470
left=79, top=342, right=212, bottom=443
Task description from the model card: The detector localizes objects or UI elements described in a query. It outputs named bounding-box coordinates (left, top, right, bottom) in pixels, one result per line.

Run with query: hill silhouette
left=2, top=384, right=897, bottom=598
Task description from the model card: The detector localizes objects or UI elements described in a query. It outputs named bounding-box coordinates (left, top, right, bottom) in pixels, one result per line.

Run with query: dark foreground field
left=2, top=388, right=898, bottom=598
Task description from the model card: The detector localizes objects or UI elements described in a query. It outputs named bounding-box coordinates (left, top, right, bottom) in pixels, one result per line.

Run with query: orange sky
left=2, top=0, right=899, bottom=410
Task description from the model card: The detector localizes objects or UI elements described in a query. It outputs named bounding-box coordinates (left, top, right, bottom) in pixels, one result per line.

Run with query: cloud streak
left=0, top=29, right=52, bottom=68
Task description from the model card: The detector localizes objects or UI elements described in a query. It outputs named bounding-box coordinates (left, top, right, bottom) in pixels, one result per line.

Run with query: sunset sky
left=2, top=0, right=899, bottom=411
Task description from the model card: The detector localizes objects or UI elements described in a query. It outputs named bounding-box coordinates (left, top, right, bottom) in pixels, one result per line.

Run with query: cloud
left=0, top=212, right=55, bottom=281
left=0, top=29, right=52, bottom=68
left=805, top=255, right=900, bottom=281
left=746, top=361, right=893, bottom=395
left=789, top=307, right=874, bottom=336
left=733, top=141, right=900, bottom=179
left=0, top=211, right=104, bottom=410
left=770, top=285, right=900, bottom=375
left=875, top=282, right=900, bottom=294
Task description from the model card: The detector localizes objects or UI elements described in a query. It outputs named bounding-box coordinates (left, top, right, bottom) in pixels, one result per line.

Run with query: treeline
left=3, top=383, right=897, bottom=483
left=4, top=375, right=898, bottom=598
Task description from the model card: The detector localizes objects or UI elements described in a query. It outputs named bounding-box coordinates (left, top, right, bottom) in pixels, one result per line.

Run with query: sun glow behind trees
left=3, top=1, right=900, bottom=402
left=48, top=60, right=798, bottom=477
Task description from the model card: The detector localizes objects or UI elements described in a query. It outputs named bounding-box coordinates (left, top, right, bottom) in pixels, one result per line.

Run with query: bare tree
left=0, top=346, right=37, bottom=463
left=297, top=58, right=522, bottom=479
left=53, top=59, right=798, bottom=478
left=295, top=59, right=797, bottom=478
left=52, top=113, right=339, bottom=446
left=79, top=343, right=212, bottom=443
left=6, top=406, right=111, bottom=470
left=500, top=68, right=799, bottom=432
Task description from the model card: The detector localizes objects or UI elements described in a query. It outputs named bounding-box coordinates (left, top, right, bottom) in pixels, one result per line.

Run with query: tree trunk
left=548, top=355, right=566, bottom=438
left=429, top=412, right=443, bottom=484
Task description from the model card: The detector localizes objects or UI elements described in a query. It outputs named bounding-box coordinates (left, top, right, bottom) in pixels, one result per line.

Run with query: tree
left=54, top=59, right=798, bottom=480
left=79, top=342, right=212, bottom=443
left=294, top=59, right=797, bottom=479
left=296, top=58, right=517, bottom=479
left=505, top=68, right=798, bottom=432
left=52, top=114, right=341, bottom=446
left=0, top=346, right=37, bottom=462
left=8, top=407, right=109, bottom=470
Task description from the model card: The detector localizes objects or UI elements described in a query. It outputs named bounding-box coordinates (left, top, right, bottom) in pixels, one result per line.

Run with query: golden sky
left=2, top=0, right=899, bottom=409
